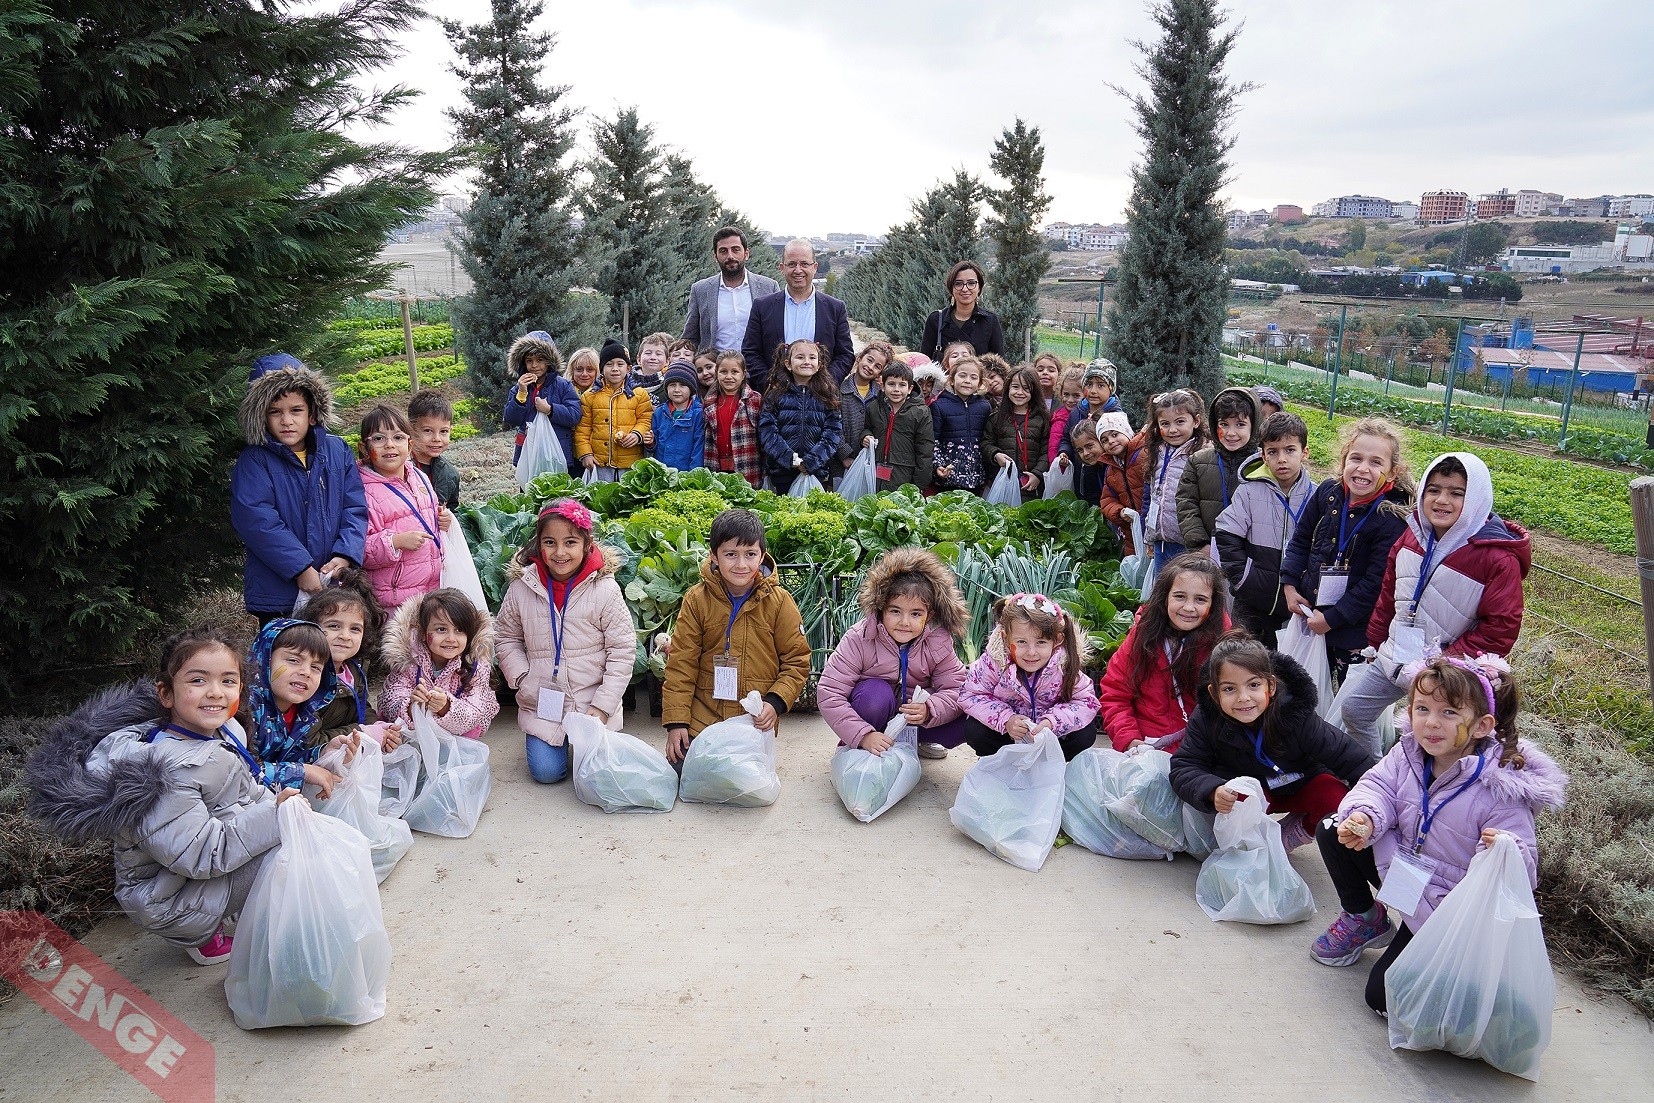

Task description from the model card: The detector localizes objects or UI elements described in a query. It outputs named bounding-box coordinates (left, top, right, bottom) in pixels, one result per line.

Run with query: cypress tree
left=445, top=0, right=600, bottom=411
left=578, top=107, right=682, bottom=342
left=0, top=0, right=444, bottom=702
left=985, top=119, right=1053, bottom=360
left=1107, top=0, right=1250, bottom=413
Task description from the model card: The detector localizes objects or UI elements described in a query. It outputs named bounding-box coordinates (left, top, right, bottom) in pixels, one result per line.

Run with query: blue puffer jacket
left=652, top=397, right=706, bottom=471
left=501, top=332, right=581, bottom=463
left=930, top=392, right=992, bottom=452
left=758, top=386, right=842, bottom=479
left=230, top=366, right=368, bottom=614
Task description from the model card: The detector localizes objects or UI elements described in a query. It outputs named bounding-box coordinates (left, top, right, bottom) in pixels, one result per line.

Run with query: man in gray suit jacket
left=681, top=226, right=780, bottom=352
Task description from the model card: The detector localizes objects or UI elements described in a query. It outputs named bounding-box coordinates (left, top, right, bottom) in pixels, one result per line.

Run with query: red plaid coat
left=704, top=386, right=764, bottom=487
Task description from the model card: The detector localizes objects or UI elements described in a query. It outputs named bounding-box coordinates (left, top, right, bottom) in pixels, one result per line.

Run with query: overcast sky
left=371, top=0, right=1654, bottom=237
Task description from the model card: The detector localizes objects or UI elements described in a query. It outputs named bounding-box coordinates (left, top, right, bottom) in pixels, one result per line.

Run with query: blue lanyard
left=1275, top=481, right=1311, bottom=526
left=1410, top=532, right=1439, bottom=610
left=724, top=591, right=752, bottom=654
left=383, top=471, right=441, bottom=552
left=1416, top=754, right=1486, bottom=854
left=1247, top=727, right=1282, bottom=775
left=346, top=660, right=367, bottom=724
left=148, top=723, right=261, bottom=782
left=547, top=578, right=572, bottom=678
left=1333, top=491, right=1378, bottom=566
left=897, top=642, right=911, bottom=704
left=1217, top=454, right=1232, bottom=507
left=1020, top=667, right=1044, bottom=721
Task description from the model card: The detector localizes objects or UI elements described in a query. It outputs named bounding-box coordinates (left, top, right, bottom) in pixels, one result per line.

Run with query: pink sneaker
left=1279, top=813, right=1314, bottom=852
left=185, top=930, right=233, bottom=966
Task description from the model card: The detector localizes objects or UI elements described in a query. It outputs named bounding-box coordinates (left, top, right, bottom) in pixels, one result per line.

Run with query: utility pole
left=1630, top=478, right=1654, bottom=703
left=1559, top=331, right=1587, bottom=450
left=1328, top=304, right=1348, bottom=423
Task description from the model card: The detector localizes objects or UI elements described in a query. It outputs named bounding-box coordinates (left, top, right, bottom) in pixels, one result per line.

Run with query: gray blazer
left=681, top=270, right=781, bottom=349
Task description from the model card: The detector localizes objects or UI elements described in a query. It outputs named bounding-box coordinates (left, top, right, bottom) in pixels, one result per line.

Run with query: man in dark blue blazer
left=742, top=239, right=854, bottom=391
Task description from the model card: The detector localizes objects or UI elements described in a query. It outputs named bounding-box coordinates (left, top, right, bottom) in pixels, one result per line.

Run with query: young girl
left=29, top=629, right=303, bottom=964
left=1170, top=631, right=1377, bottom=854
left=1098, top=553, right=1230, bottom=753
left=1046, top=364, right=1086, bottom=460
left=982, top=366, right=1050, bottom=500
left=1280, top=417, right=1413, bottom=680
left=379, top=587, right=500, bottom=738
left=501, top=330, right=581, bottom=466
left=960, top=592, right=1100, bottom=761
left=979, top=353, right=1011, bottom=405
left=568, top=346, right=599, bottom=394
left=818, top=547, right=970, bottom=762
left=1313, top=652, right=1566, bottom=1015
left=694, top=347, right=718, bottom=396
left=758, top=339, right=842, bottom=493
left=297, top=576, right=400, bottom=751
left=1033, top=352, right=1065, bottom=411
left=931, top=355, right=993, bottom=492
left=495, top=499, right=637, bottom=784
left=356, top=404, right=447, bottom=614
left=575, top=341, right=655, bottom=482
left=914, top=362, right=947, bottom=405
left=939, top=340, right=975, bottom=380
left=838, top=341, right=890, bottom=472
left=704, top=349, right=765, bottom=488
left=1092, top=412, right=1148, bottom=557
left=1142, top=389, right=1208, bottom=569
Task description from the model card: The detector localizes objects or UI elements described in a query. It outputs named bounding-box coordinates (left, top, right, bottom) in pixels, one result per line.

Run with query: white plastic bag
left=565, top=712, right=677, bottom=814
left=1061, top=748, right=1174, bottom=860
left=1278, top=613, right=1337, bottom=723
left=839, top=443, right=878, bottom=502
left=403, top=706, right=492, bottom=838
left=582, top=465, right=600, bottom=487
left=788, top=473, right=825, bottom=498
left=1385, top=834, right=1554, bottom=1080
left=1117, top=509, right=1150, bottom=590
left=831, top=688, right=926, bottom=823
left=1042, top=458, right=1075, bottom=499
left=1194, top=776, right=1317, bottom=924
left=440, top=519, right=489, bottom=613
left=224, top=799, right=390, bottom=1029
left=1138, top=545, right=1159, bottom=604
left=309, top=740, right=412, bottom=883
left=984, top=462, right=1023, bottom=507
left=679, top=692, right=780, bottom=807
left=1104, top=748, right=1187, bottom=851
left=514, top=412, right=567, bottom=486
left=1181, top=804, right=1219, bottom=859
left=378, top=740, right=421, bottom=819
left=948, top=728, right=1066, bottom=871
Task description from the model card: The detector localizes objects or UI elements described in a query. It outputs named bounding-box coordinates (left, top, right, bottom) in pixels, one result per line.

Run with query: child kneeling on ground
left=662, top=509, right=812, bottom=765
left=1312, top=652, right=1566, bottom=1014
left=379, top=588, right=500, bottom=738
left=496, top=500, right=637, bottom=784
left=960, top=592, right=1100, bottom=761
left=817, top=547, right=969, bottom=762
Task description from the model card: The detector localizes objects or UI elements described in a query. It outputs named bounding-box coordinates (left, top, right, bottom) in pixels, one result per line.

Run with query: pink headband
left=538, top=499, right=593, bottom=534
left=1400, top=645, right=1507, bottom=715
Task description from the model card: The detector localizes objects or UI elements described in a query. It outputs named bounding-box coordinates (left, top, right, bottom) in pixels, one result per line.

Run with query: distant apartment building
left=1045, top=222, right=1128, bottom=249
left=1514, top=190, right=1562, bottom=217
left=1225, top=209, right=1270, bottom=232
left=1561, top=196, right=1611, bottom=218
left=1476, top=190, right=1517, bottom=219
left=1420, top=190, right=1471, bottom=224
left=1610, top=195, right=1654, bottom=218
left=1311, top=195, right=1397, bottom=220
left=1392, top=201, right=1420, bottom=221
left=1274, top=204, right=1306, bottom=223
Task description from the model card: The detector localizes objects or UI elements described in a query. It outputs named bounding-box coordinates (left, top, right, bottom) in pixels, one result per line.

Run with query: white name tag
left=1265, top=771, right=1306, bottom=790
left=1317, top=570, right=1349, bottom=607
left=536, top=687, right=566, bottom=722
left=1376, top=851, right=1436, bottom=917
left=713, top=659, right=739, bottom=702
left=1392, top=623, right=1428, bottom=668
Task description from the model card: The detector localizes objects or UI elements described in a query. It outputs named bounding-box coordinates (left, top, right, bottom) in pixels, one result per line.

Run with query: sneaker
left=185, top=930, right=233, bottom=966
left=917, top=742, right=949, bottom=760
left=1311, top=909, right=1394, bottom=967
left=1279, top=813, right=1314, bottom=852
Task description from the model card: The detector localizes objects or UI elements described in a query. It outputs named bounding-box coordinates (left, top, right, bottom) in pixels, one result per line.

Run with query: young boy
left=502, top=330, right=582, bottom=466
left=1337, top=451, right=1530, bottom=755
left=662, top=509, right=812, bottom=764
left=979, top=353, right=1011, bottom=404
left=230, top=354, right=368, bottom=625
left=577, top=338, right=655, bottom=481
left=651, top=360, right=705, bottom=471
left=1089, top=411, right=1148, bottom=557
left=629, top=331, right=673, bottom=402
left=408, top=390, right=461, bottom=510
left=1214, top=411, right=1314, bottom=647
left=1057, top=359, right=1124, bottom=462
left=1254, top=385, right=1285, bottom=421
left=1176, top=385, right=1259, bottom=556
left=243, top=618, right=357, bottom=794
left=860, top=360, right=934, bottom=491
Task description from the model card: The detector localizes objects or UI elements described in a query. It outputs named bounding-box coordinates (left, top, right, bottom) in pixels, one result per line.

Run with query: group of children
left=29, top=342, right=1560, bottom=1039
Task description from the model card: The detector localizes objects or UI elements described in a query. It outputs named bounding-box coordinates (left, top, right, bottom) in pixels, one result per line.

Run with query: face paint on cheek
left=273, top=665, right=287, bottom=679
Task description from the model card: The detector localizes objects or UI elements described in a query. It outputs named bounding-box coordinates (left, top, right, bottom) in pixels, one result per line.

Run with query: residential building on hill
left=1274, top=204, right=1306, bottom=223
left=1476, top=190, right=1517, bottom=219
left=1392, top=201, right=1420, bottom=221
left=1610, top=195, right=1654, bottom=218
left=1514, top=190, right=1563, bottom=217
left=1311, top=195, right=1397, bottom=220
left=1420, top=190, right=1471, bottom=224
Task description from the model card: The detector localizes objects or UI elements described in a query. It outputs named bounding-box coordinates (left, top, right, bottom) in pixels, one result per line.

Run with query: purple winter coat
left=960, top=628, right=1099, bottom=738
left=816, top=619, right=965, bottom=747
left=1338, top=734, right=1567, bottom=931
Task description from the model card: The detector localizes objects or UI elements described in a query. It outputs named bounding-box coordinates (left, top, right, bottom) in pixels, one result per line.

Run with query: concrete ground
left=3, top=711, right=1650, bottom=1102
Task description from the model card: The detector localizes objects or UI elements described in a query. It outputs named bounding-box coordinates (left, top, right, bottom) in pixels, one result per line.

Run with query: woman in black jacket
left=919, top=260, right=1005, bottom=361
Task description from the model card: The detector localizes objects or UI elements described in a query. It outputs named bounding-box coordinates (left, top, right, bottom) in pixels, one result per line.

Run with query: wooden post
left=1632, top=477, right=1654, bottom=703
left=622, top=302, right=630, bottom=352
left=399, top=294, right=419, bottom=392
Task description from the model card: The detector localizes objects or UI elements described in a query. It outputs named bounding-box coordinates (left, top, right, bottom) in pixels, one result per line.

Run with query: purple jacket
left=1338, top=735, right=1566, bottom=931
left=960, top=629, right=1099, bottom=738
left=817, top=619, right=965, bottom=747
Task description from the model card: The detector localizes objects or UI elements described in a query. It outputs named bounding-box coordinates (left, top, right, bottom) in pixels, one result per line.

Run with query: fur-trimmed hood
left=26, top=681, right=174, bottom=843
left=1398, top=732, right=1568, bottom=812
left=856, top=546, right=968, bottom=639
left=506, top=331, right=564, bottom=381
left=238, top=363, right=337, bottom=446
left=381, top=590, right=496, bottom=676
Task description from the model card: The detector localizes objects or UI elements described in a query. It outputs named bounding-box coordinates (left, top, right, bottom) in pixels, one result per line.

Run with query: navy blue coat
left=503, top=374, right=581, bottom=464
left=758, top=387, right=842, bottom=480
left=1279, top=477, right=1410, bottom=652
left=230, top=429, right=368, bottom=614
left=742, top=291, right=855, bottom=391
left=930, top=391, right=993, bottom=490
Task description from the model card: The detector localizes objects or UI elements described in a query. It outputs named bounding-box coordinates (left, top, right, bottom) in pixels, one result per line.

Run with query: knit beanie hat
left=599, top=338, right=629, bottom=367
left=662, top=360, right=699, bottom=393
left=1083, top=358, right=1117, bottom=389
left=1095, top=411, right=1133, bottom=438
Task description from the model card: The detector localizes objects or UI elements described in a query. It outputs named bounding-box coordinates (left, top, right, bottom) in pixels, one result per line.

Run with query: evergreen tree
left=985, top=119, right=1053, bottom=361
left=0, top=0, right=444, bottom=702
left=445, top=0, right=600, bottom=410
left=1106, top=0, right=1250, bottom=413
left=657, top=155, right=778, bottom=333
left=578, top=108, right=682, bottom=342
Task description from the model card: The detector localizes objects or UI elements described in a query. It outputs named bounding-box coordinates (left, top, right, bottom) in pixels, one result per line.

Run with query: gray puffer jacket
left=27, top=683, right=281, bottom=947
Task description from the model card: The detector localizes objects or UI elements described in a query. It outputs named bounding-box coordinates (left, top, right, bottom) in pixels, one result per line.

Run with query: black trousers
left=1316, top=816, right=1416, bottom=1011
left=963, top=715, right=1099, bottom=762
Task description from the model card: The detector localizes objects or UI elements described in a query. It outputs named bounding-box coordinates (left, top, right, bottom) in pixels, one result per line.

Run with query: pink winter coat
left=959, top=628, right=1099, bottom=738
left=817, top=619, right=966, bottom=747
left=1047, top=404, right=1079, bottom=461
left=359, top=460, right=444, bottom=612
left=494, top=548, right=636, bottom=747
left=1338, top=734, right=1566, bottom=931
left=378, top=594, right=500, bottom=738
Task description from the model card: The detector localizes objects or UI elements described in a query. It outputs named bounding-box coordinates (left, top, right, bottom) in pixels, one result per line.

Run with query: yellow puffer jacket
left=575, top=383, right=654, bottom=469
left=663, top=554, right=812, bottom=736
